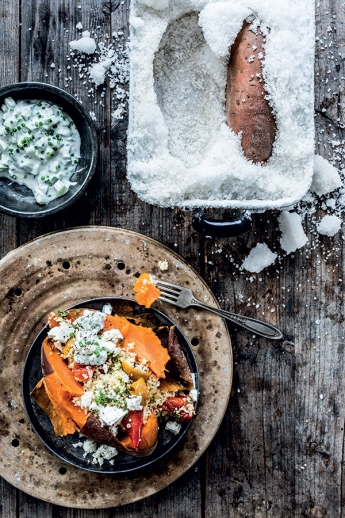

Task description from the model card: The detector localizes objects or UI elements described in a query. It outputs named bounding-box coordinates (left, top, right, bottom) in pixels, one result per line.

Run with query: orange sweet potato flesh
left=226, top=22, right=276, bottom=164
left=42, top=338, right=84, bottom=397
left=32, top=309, right=164, bottom=455
left=133, top=273, right=161, bottom=308
left=31, top=378, right=79, bottom=436
left=117, top=413, right=158, bottom=454
left=104, top=315, right=170, bottom=378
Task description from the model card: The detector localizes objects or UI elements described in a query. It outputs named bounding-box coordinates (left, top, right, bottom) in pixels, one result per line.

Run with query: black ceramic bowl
left=22, top=297, right=199, bottom=474
left=0, top=82, right=98, bottom=218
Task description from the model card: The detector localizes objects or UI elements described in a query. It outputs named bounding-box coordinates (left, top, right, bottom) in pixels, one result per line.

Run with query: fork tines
left=155, top=281, right=181, bottom=303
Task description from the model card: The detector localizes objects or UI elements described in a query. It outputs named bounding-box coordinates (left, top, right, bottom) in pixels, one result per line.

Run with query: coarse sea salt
left=128, top=0, right=314, bottom=209
left=317, top=215, right=342, bottom=237
left=311, top=155, right=342, bottom=196
left=69, top=33, right=96, bottom=54
left=278, top=211, right=308, bottom=254
left=242, top=243, right=277, bottom=273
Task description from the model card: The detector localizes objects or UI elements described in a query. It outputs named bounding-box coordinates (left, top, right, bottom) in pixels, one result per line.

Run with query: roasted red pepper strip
left=72, top=363, right=94, bottom=382
left=160, top=396, right=192, bottom=422
left=122, top=410, right=144, bottom=451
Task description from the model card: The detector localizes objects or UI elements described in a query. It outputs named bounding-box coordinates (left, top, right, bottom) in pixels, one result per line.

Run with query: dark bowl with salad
left=0, top=82, right=98, bottom=218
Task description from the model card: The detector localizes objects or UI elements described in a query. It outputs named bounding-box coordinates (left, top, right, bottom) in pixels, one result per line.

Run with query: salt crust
left=278, top=211, right=308, bottom=254
left=242, top=243, right=277, bottom=273
left=138, top=0, right=169, bottom=9
left=311, top=155, right=342, bottom=196
left=317, top=215, right=342, bottom=237
left=128, top=0, right=314, bottom=209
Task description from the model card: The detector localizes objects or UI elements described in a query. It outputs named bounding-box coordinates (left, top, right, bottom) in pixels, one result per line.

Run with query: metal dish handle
left=192, top=209, right=252, bottom=237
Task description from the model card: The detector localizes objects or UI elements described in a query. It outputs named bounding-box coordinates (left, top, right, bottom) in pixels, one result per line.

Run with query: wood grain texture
left=0, top=0, right=19, bottom=258
left=1, top=0, right=344, bottom=516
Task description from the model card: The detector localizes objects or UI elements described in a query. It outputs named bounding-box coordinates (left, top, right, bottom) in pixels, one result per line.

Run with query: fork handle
left=191, top=300, right=283, bottom=340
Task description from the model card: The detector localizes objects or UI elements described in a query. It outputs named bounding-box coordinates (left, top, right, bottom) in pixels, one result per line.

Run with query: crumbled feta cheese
left=158, top=260, right=169, bottom=271
left=102, top=328, right=123, bottom=342
left=101, top=303, right=113, bottom=315
left=92, top=444, right=118, bottom=466
left=47, top=321, right=73, bottom=349
left=126, top=395, right=142, bottom=411
left=189, top=388, right=198, bottom=402
left=79, top=391, right=93, bottom=409
left=166, top=420, right=181, bottom=434
left=97, top=405, right=127, bottom=427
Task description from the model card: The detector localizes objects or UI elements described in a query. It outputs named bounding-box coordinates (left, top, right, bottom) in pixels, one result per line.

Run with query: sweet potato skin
left=167, top=326, right=193, bottom=388
left=226, top=22, right=276, bottom=164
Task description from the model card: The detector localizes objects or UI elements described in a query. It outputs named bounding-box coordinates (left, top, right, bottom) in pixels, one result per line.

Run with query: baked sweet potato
left=31, top=306, right=195, bottom=461
left=133, top=273, right=161, bottom=308
left=226, top=22, right=276, bottom=163
left=32, top=336, right=159, bottom=456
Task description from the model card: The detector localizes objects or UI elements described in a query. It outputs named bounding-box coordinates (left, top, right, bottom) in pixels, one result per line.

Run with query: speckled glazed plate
left=23, top=296, right=199, bottom=474
left=0, top=227, right=232, bottom=508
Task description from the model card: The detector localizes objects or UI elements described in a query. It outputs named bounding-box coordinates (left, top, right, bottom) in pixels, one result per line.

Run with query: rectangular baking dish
left=127, top=0, right=315, bottom=219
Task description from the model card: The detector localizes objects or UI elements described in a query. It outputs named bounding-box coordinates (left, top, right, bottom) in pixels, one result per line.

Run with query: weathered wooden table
left=0, top=0, right=342, bottom=516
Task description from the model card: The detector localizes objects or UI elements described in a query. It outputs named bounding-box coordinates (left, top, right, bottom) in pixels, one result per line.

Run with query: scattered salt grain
left=89, top=59, right=113, bottom=86
left=317, top=215, right=342, bottom=237
left=50, top=63, right=55, bottom=68
left=69, top=33, right=96, bottom=54
left=278, top=211, right=308, bottom=253
left=76, top=22, right=83, bottom=30
left=242, top=243, right=277, bottom=273
left=311, top=155, right=342, bottom=196
left=326, top=198, right=336, bottom=209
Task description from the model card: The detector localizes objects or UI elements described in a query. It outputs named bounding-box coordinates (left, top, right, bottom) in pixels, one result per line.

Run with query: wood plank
left=203, top=219, right=295, bottom=517
left=18, top=0, right=113, bottom=247
left=0, top=0, right=20, bottom=514
left=0, top=477, right=17, bottom=518
left=51, top=463, right=203, bottom=517
left=0, top=0, right=19, bottom=259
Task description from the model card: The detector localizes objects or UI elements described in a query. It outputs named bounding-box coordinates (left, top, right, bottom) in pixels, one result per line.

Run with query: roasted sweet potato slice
left=104, top=315, right=170, bottom=378
left=167, top=327, right=193, bottom=388
left=31, top=378, right=79, bottom=436
left=117, top=412, right=158, bottom=455
left=42, top=338, right=84, bottom=397
left=133, top=273, right=161, bottom=308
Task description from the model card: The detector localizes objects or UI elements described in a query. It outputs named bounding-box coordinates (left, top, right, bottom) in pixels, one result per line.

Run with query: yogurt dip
left=0, top=97, right=81, bottom=205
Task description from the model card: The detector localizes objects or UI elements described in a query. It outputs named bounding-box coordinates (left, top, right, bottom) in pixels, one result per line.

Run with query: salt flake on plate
left=242, top=243, right=277, bottom=273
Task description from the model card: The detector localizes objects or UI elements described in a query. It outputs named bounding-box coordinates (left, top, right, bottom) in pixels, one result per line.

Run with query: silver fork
left=155, top=280, right=283, bottom=340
